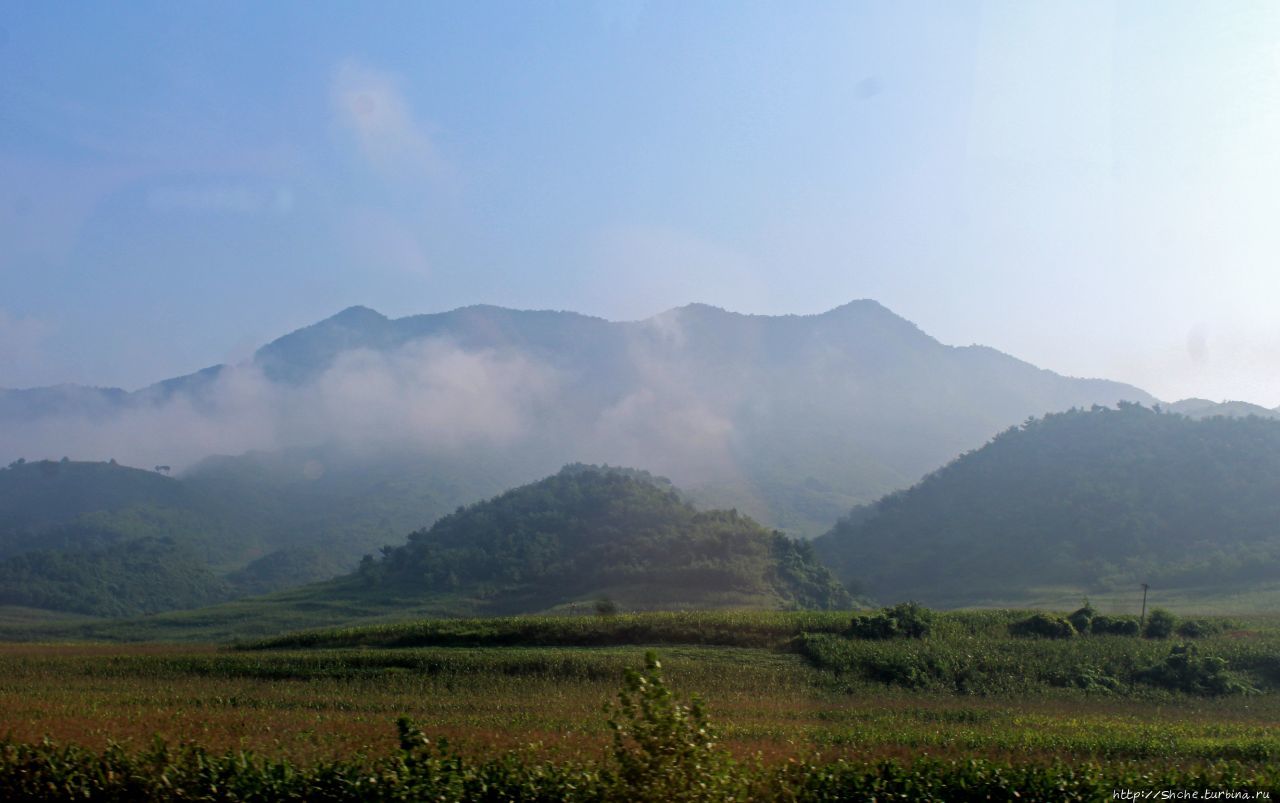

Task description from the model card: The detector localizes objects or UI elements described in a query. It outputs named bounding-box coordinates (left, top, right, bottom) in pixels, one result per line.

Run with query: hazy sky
left=2, top=1, right=1279, bottom=405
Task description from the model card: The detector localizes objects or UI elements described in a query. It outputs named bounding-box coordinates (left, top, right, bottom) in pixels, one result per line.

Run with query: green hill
left=813, top=404, right=1280, bottom=608
left=0, top=458, right=192, bottom=541
left=359, top=464, right=851, bottom=613
left=0, top=536, right=232, bottom=617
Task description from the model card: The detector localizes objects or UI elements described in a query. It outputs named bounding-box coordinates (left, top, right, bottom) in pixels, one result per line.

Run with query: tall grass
left=238, top=609, right=856, bottom=651
left=2, top=652, right=1278, bottom=801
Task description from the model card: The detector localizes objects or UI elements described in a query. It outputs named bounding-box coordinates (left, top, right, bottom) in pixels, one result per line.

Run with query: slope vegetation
left=360, top=464, right=851, bottom=612
left=814, top=404, right=1280, bottom=607
left=2, top=466, right=852, bottom=640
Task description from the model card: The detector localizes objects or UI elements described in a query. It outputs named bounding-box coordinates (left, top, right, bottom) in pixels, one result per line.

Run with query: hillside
left=0, top=455, right=535, bottom=616
left=360, top=464, right=851, bottom=612
left=0, top=465, right=851, bottom=640
left=0, top=301, right=1155, bottom=538
left=813, top=404, right=1280, bottom=607
left=0, top=537, right=232, bottom=617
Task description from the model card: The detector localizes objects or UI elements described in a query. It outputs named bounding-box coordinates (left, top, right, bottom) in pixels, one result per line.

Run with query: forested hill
left=0, top=458, right=188, bottom=533
left=358, top=464, right=852, bottom=612
left=813, top=404, right=1280, bottom=607
left=0, top=458, right=354, bottom=615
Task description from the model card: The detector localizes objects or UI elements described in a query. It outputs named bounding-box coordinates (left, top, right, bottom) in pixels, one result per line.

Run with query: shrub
left=1175, top=618, right=1227, bottom=639
left=605, top=650, right=741, bottom=801
left=1071, top=666, right=1123, bottom=693
left=849, top=610, right=898, bottom=639
left=849, top=601, right=934, bottom=640
left=1008, top=613, right=1075, bottom=639
left=1067, top=603, right=1095, bottom=634
left=1135, top=643, right=1253, bottom=696
left=1090, top=615, right=1140, bottom=636
left=1144, top=608, right=1177, bottom=639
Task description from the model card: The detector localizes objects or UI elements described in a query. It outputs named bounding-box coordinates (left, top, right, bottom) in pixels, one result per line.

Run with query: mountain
left=1164, top=398, right=1280, bottom=420
left=813, top=404, right=1280, bottom=607
left=0, top=301, right=1155, bottom=539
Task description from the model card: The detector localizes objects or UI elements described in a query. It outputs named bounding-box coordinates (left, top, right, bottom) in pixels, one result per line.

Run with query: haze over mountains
left=2, top=301, right=1156, bottom=537
left=5, top=301, right=1280, bottom=630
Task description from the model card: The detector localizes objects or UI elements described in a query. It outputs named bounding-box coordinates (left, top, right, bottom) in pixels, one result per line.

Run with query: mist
left=1, top=339, right=565, bottom=472
left=0, top=317, right=748, bottom=496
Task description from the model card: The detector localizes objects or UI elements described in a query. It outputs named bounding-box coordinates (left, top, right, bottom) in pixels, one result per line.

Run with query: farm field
left=1, top=609, right=1279, bottom=800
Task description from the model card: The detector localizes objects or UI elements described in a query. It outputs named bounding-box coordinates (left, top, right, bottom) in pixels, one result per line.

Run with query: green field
left=2, top=609, right=1279, bottom=799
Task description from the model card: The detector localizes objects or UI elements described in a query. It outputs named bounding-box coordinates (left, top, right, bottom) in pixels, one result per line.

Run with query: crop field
left=2, top=610, right=1279, bottom=799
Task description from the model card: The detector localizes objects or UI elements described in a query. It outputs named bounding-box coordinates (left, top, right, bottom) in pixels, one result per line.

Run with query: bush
left=849, top=602, right=934, bottom=640
left=1008, top=613, right=1076, bottom=639
left=1090, top=615, right=1140, bottom=636
left=1070, top=666, right=1123, bottom=693
left=1144, top=608, right=1177, bottom=639
left=1175, top=618, right=1227, bottom=639
left=605, top=650, right=741, bottom=801
left=1067, top=603, right=1095, bottom=634
left=1135, top=643, right=1253, bottom=696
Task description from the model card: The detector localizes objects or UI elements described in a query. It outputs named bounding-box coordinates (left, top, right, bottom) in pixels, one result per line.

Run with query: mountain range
left=1, top=301, right=1156, bottom=539
left=9, top=300, right=1270, bottom=625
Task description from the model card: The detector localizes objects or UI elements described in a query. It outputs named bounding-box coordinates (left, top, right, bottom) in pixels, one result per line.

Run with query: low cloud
left=331, top=60, right=443, bottom=179
left=0, top=338, right=562, bottom=469
left=0, top=319, right=749, bottom=487
left=298, top=339, right=561, bottom=453
left=579, top=310, right=740, bottom=484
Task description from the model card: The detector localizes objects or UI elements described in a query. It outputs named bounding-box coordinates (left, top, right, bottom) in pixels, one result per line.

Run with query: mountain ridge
left=2, top=300, right=1156, bottom=540
left=2, top=300, right=1143, bottom=397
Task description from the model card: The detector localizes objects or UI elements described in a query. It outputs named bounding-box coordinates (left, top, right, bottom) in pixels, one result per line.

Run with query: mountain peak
left=254, top=305, right=394, bottom=384
left=822, top=298, right=890, bottom=315
left=325, top=305, right=387, bottom=325
left=670, top=302, right=735, bottom=317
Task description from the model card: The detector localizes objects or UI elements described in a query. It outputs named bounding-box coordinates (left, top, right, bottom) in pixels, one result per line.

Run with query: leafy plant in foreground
left=605, top=650, right=741, bottom=801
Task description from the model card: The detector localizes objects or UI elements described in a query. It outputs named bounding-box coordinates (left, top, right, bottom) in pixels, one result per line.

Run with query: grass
left=4, top=611, right=1280, bottom=764
left=3, top=609, right=1280, bottom=798
left=2, top=641, right=1279, bottom=800
left=936, top=582, right=1280, bottom=615
left=3, top=641, right=1280, bottom=769
left=0, top=580, right=472, bottom=643
left=237, top=609, right=855, bottom=651
left=0, top=582, right=848, bottom=643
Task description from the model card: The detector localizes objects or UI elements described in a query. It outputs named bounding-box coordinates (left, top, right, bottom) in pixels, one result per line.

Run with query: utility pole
left=1139, top=583, right=1149, bottom=632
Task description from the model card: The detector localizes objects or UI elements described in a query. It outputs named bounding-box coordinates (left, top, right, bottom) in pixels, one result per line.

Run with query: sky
left=2, top=1, right=1279, bottom=405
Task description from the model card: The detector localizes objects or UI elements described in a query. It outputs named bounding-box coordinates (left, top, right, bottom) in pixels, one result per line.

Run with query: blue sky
left=2, top=1, right=1279, bottom=404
